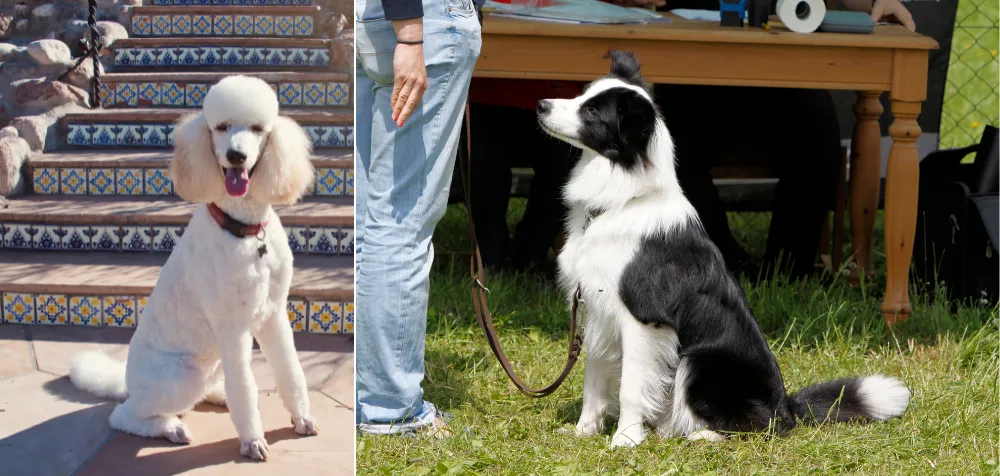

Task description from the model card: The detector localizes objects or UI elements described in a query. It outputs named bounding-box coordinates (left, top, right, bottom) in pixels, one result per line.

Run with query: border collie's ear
left=609, top=50, right=644, bottom=88
left=618, top=92, right=656, bottom=158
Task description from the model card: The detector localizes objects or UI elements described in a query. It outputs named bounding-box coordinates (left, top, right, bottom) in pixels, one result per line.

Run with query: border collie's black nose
left=226, top=149, right=247, bottom=165
left=537, top=99, right=552, bottom=115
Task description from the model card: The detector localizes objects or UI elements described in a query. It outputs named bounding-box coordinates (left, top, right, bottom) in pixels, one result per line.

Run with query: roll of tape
left=776, top=0, right=826, bottom=33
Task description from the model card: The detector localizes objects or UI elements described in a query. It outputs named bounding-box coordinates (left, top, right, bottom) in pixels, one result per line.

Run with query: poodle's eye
left=214, top=123, right=230, bottom=132
left=251, top=125, right=265, bottom=133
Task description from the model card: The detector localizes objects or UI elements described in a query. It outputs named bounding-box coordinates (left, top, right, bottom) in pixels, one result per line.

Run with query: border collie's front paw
left=610, top=426, right=645, bottom=448
left=687, top=429, right=724, bottom=442
left=575, top=419, right=601, bottom=437
left=241, top=438, right=270, bottom=461
left=292, top=415, right=319, bottom=436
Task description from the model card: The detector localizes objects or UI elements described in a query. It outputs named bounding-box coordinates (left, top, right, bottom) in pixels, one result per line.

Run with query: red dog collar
left=207, top=203, right=269, bottom=238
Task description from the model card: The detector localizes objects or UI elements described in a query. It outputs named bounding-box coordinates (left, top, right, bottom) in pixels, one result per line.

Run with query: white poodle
left=69, top=76, right=317, bottom=461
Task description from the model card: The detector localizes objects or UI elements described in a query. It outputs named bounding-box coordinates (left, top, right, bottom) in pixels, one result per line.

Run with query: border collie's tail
left=69, top=350, right=128, bottom=401
left=788, top=375, right=910, bottom=424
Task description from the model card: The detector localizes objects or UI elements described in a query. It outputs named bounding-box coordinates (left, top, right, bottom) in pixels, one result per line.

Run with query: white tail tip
left=858, top=375, right=911, bottom=420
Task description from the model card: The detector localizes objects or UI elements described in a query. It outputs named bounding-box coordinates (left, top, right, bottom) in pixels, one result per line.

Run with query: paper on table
left=670, top=9, right=721, bottom=21
left=484, top=0, right=666, bottom=24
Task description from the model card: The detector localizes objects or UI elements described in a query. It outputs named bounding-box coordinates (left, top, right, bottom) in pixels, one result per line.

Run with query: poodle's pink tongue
left=224, top=168, right=250, bottom=197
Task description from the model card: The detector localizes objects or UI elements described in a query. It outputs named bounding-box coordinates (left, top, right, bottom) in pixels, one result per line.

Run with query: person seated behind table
left=464, top=78, right=582, bottom=272
left=614, top=0, right=916, bottom=280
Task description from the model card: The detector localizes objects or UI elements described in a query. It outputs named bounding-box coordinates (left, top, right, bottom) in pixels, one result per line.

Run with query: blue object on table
left=818, top=11, right=876, bottom=34
left=719, top=0, right=746, bottom=27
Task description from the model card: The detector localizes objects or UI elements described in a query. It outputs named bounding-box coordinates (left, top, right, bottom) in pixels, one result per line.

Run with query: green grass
left=358, top=203, right=999, bottom=475
left=940, top=0, right=999, bottom=149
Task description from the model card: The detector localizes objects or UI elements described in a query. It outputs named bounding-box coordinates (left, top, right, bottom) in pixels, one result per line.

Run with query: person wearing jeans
left=354, top=0, right=482, bottom=434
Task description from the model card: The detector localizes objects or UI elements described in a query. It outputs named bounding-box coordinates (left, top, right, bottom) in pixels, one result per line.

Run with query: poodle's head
left=169, top=75, right=315, bottom=205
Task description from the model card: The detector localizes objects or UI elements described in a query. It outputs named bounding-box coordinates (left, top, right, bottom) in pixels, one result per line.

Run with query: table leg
left=881, top=100, right=921, bottom=324
left=849, top=91, right=883, bottom=284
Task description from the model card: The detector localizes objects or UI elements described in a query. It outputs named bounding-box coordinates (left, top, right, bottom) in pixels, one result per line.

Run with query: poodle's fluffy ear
left=170, top=113, right=225, bottom=203
left=250, top=115, right=315, bottom=205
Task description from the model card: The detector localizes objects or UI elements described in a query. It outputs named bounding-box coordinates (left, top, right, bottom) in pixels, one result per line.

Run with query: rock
left=0, top=10, right=13, bottom=40
left=15, top=19, right=28, bottom=33
left=60, top=55, right=103, bottom=91
left=122, top=0, right=141, bottom=6
left=0, top=136, right=30, bottom=197
left=0, top=126, right=19, bottom=138
left=14, top=4, right=30, bottom=19
left=0, top=42, right=21, bottom=61
left=10, top=114, right=52, bottom=150
left=31, top=3, right=56, bottom=20
left=13, top=79, right=90, bottom=113
left=26, top=39, right=71, bottom=66
left=92, top=20, right=127, bottom=54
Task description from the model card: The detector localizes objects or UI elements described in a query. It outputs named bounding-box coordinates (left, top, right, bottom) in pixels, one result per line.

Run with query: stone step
left=100, top=71, right=351, bottom=109
left=128, top=6, right=323, bottom=38
left=150, top=0, right=314, bottom=5
left=0, top=195, right=354, bottom=255
left=59, top=109, right=353, bottom=150
left=111, top=38, right=338, bottom=71
left=0, top=252, right=353, bottom=333
left=28, top=149, right=353, bottom=197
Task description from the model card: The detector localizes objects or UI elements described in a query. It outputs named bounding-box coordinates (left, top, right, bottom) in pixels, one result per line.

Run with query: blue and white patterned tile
left=115, top=83, right=138, bottom=107
left=117, top=124, right=144, bottom=147
left=308, top=301, right=341, bottom=333
left=0, top=223, right=6, bottom=249
left=200, top=47, right=222, bottom=65
left=36, top=294, right=69, bottom=325
left=138, top=82, right=161, bottom=107
left=278, top=83, right=302, bottom=106
left=143, top=124, right=169, bottom=147
left=213, top=14, right=234, bottom=35
left=33, top=168, right=59, bottom=194
left=186, top=83, right=209, bottom=106
left=99, top=82, right=114, bottom=108
left=327, top=126, right=347, bottom=148
left=254, top=15, right=274, bottom=35
left=221, top=48, right=242, bottom=65
left=114, top=48, right=135, bottom=66
left=287, top=300, right=307, bottom=332
left=275, top=16, right=295, bottom=36
left=315, top=168, right=344, bottom=195
left=172, top=14, right=192, bottom=35
left=345, top=126, right=354, bottom=147
left=137, top=296, right=149, bottom=320
left=338, top=227, right=354, bottom=254
left=103, top=296, right=137, bottom=327
left=264, top=47, right=285, bottom=65
left=134, top=48, right=161, bottom=66
left=152, top=15, right=171, bottom=35
left=245, top=48, right=266, bottom=65
left=235, top=14, right=253, bottom=35
left=342, top=302, right=354, bottom=333
left=116, top=169, right=144, bottom=195
left=167, top=124, right=176, bottom=146
left=151, top=225, right=184, bottom=252
left=162, top=82, right=185, bottom=106
left=310, top=48, right=329, bottom=67
left=177, top=47, right=200, bottom=66
left=69, top=296, right=102, bottom=326
left=302, top=126, right=322, bottom=146
left=91, top=226, right=121, bottom=251
left=67, top=124, right=92, bottom=146
left=88, top=168, right=116, bottom=195
left=61, top=226, right=92, bottom=250
left=192, top=14, right=212, bottom=35
left=285, top=48, right=309, bottom=66
left=144, top=168, right=172, bottom=195
left=91, top=125, right=118, bottom=147
left=294, top=16, right=313, bottom=36
left=345, top=168, right=354, bottom=195
left=132, top=15, right=152, bottom=36
left=309, top=227, right=338, bottom=255
left=5, top=224, right=32, bottom=249
left=302, top=82, right=324, bottom=106
left=286, top=226, right=307, bottom=253
left=2, top=293, right=35, bottom=324
left=122, top=226, right=152, bottom=251
left=327, top=82, right=349, bottom=106
left=33, top=225, right=62, bottom=251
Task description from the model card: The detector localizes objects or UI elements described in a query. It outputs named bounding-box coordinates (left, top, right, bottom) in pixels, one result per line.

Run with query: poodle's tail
left=69, top=350, right=128, bottom=401
left=788, top=375, right=910, bottom=425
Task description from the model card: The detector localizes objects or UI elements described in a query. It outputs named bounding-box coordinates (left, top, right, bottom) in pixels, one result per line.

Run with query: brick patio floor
left=0, top=325, right=354, bottom=475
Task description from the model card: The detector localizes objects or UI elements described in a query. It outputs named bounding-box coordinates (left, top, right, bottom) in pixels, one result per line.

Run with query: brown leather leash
left=459, top=100, right=584, bottom=398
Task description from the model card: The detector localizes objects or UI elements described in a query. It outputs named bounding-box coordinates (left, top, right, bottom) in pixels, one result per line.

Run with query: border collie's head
left=537, top=51, right=658, bottom=170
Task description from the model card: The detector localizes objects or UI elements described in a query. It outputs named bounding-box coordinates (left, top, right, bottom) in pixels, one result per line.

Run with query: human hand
left=391, top=19, right=427, bottom=127
left=871, top=0, right=915, bottom=32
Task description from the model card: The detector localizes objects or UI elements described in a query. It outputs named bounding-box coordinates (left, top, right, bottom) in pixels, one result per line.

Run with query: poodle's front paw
left=241, top=438, right=270, bottom=461
left=610, top=425, right=645, bottom=449
left=164, top=421, right=193, bottom=445
left=204, top=390, right=227, bottom=407
left=292, top=415, right=319, bottom=436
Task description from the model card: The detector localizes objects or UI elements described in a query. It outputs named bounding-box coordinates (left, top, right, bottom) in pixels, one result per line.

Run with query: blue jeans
left=354, top=0, right=481, bottom=430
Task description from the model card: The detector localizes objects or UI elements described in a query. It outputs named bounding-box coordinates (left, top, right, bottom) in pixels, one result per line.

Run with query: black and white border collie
left=537, top=51, right=911, bottom=448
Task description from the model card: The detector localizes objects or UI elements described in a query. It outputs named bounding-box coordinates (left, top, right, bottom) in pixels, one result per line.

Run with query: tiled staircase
left=0, top=1, right=354, bottom=335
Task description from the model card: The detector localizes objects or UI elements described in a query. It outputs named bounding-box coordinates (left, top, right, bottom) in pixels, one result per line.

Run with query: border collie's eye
left=251, top=125, right=264, bottom=133
left=214, top=123, right=229, bottom=132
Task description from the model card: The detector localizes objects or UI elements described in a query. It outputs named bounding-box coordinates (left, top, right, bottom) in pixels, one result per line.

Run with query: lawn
left=357, top=202, right=999, bottom=475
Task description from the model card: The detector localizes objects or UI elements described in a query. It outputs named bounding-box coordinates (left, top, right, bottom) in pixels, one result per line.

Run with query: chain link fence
left=940, top=0, right=999, bottom=149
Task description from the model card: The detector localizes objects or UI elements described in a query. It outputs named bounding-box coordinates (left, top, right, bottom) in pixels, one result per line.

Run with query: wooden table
left=475, top=13, right=938, bottom=324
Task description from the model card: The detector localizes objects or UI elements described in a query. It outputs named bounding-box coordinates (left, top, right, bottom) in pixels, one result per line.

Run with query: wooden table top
left=482, top=13, right=938, bottom=51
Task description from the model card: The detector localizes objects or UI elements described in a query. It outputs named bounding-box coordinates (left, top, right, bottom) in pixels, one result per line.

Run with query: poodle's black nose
left=537, top=100, right=552, bottom=115
left=226, top=149, right=247, bottom=165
